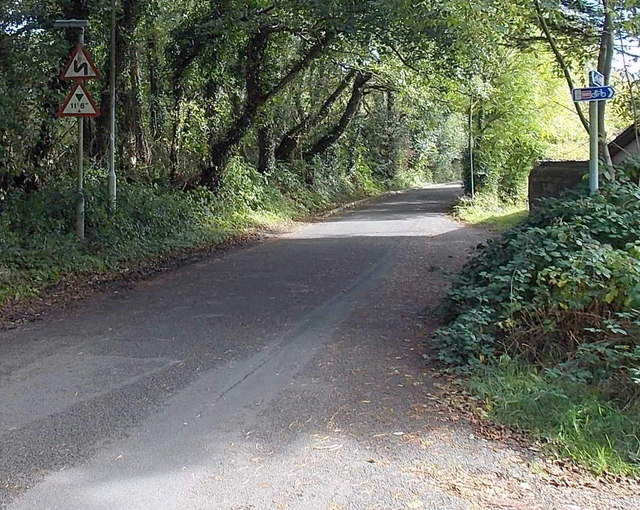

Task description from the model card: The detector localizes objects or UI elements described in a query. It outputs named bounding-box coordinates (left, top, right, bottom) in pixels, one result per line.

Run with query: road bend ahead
left=1, top=184, right=634, bottom=510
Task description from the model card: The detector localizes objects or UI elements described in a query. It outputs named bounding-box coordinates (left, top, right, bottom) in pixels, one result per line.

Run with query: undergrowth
left=435, top=180, right=640, bottom=476
left=0, top=158, right=414, bottom=306
left=469, top=358, right=639, bottom=476
left=453, top=192, right=528, bottom=231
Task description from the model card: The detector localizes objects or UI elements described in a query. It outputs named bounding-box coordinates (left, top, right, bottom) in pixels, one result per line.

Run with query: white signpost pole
left=108, top=0, right=117, bottom=213
left=76, top=27, right=86, bottom=240
left=572, top=72, right=612, bottom=196
left=468, top=97, right=475, bottom=198
left=588, top=72, right=599, bottom=195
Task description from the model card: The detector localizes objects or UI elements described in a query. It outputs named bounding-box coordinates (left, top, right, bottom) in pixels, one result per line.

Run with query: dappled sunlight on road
left=3, top=184, right=635, bottom=510
left=288, top=184, right=464, bottom=240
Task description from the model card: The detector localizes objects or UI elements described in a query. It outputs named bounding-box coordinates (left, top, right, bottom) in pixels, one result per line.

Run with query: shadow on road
left=4, top=184, right=627, bottom=510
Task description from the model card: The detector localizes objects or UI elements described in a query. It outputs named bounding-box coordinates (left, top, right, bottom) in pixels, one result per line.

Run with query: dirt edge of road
left=0, top=187, right=423, bottom=331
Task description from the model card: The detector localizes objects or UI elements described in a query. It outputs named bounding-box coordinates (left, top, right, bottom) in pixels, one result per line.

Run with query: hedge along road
left=1, top=184, right=636, bottom=510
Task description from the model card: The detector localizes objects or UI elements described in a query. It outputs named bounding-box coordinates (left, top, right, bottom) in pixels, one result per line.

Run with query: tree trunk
left=275, top=70, right=355, bottom=162
left=200, top=103, right=260, bottom=187
left=258, top=123, right=276, bottom=174
left=123, top=42, right=151, bottom=167
left=25, top=0, right=88, bottom=185
left=147, top=31, right=163, bottom=141
left=597, top=0, right=615, bottom=170
left=533, top=0, right=590, bottom=134
left=305, top=72, right=372, bottom=160
left=386, top=90, right=401, bottom=177
left=27, top=75, right=60, bottom=175
left=198, top=27, right=332, bottom=188
left=167, top=79, right=183, bottom=182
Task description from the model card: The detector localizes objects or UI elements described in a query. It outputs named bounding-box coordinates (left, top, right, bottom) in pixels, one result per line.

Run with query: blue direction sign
left=572, top=86, right=615, bottom=102
left=589, top=70, right=604, bottom=87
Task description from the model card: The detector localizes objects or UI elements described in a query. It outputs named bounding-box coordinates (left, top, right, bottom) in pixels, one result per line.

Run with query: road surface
left=0, top=184, right=635, bottom=509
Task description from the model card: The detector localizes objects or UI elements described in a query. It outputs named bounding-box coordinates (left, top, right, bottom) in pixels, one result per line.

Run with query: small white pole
left=108, top=0, right=117, bottom=212
left=589, top=102, right=599, bottom=194
left=76, top=27, right=86, bottom=240
left=468, top=97, right=475, bottom=198
left=588, top=73, right=599, bottom=195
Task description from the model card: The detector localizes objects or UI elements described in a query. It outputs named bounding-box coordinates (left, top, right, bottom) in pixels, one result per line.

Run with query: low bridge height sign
left=55, top=33, right=102, bottom=241
left=57, top=82, right=100, bottom=118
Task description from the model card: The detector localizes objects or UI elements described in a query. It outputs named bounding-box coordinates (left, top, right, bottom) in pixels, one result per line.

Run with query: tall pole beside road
left=77, top=27, right=86, bottom=239
left=589, top=103, right=599, bottom=194
left=588, top=73, right=599, bottom=195
left=572, top=71, right=615, bottom=196
left=468, top=98, right=475, bottom=198
left=54, top=19, right=90, bottom=240
left=54, top=19, right=101, bottom=241
left=108, top=0, right=117, bottom=212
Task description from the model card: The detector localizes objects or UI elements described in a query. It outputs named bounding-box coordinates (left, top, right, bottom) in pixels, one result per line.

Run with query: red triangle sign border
left=57, top=82, right=101, bottom=118
left=60, top=43, right=101, bottom=81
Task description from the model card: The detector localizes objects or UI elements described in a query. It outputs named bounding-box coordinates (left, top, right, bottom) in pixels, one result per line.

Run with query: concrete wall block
left=529, top=161, right=587, bottom=210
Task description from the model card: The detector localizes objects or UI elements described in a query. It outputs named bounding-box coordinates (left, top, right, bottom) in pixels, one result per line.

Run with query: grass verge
left=0, top=163, right=400, bottom=310
left=467, top=359, right=640, bottom=477
left=437, top=181, right=640, bottom=477
left=453, top=193, right=528, bottom=231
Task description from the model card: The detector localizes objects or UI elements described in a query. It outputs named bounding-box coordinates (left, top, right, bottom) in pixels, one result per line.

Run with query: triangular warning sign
left=61, top=44, right=101, bottom=80
left=57, top=82, right=101, bottom=118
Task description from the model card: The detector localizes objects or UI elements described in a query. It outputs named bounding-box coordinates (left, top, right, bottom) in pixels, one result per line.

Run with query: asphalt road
left=1, top=184, right=636, bottom=510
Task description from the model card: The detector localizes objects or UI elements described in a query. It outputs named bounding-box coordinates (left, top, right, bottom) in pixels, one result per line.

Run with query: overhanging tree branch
left=262, top=32, right=334, bottom=102
left=304, top=71, right=373, bottom=160
left=597, top=0, right=615, bottom=167
left=199, top=28, right=334, bottom=187
left=533, top=0, right=590, bottom=134
left=275, top=69, right=356, bottom=161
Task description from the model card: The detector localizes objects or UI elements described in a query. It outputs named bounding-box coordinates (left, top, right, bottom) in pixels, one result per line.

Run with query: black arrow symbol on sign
left=73, top=60, right=89, bottom=75
left=76, top=94, right=84, bottom=101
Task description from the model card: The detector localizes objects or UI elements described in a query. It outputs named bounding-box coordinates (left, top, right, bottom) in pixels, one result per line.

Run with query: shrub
left=0, top=154, right=407, bottom=307
left=468, top=359, right=640, bottom=475
left=435, top=180, right=640, bottom=406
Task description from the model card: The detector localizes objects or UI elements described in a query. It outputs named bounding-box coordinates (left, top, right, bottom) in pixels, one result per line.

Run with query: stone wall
left=529, top=160, right=587, bottom=210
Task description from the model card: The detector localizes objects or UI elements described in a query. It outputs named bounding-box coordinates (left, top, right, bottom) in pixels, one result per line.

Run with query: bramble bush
left=435, top=180, right=640, bottom=406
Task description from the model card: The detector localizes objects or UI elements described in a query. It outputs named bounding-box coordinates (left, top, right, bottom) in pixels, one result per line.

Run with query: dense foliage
left=1, top=0, right=617, bottom=204
left=436, top=181, right=640, bottom=473
left=0, top=157, right=396, bottom=304
left=438, top=181, right=640, bottom=403
left=0, top=0, right=494, bottom=196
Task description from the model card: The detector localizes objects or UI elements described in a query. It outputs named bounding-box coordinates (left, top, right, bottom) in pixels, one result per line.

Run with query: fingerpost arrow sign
left=572, top=86, right=615, bottom=102
left=60, top=43, right=101, bottom=80
left=57, top=82, right=101, bottom=117
left=589, top=71, right=604, bottom=87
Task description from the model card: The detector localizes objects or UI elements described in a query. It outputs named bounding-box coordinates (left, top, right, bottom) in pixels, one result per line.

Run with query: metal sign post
left=468, top=97, right=475, bottom=198
left=589, top=74, right=599, bottom=195
left=77, top=96, right=85, bottom=239
left=572, top=73, right=615, bottom=195
left=76, top=29, right=86, bottom=241
left=54, top=20, right=101, bottom=240
left=589, top=106, right=599, bottom=193
left=108, top=0, right=117, bottom=213
left=57, top=81, right=101, bottom=237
